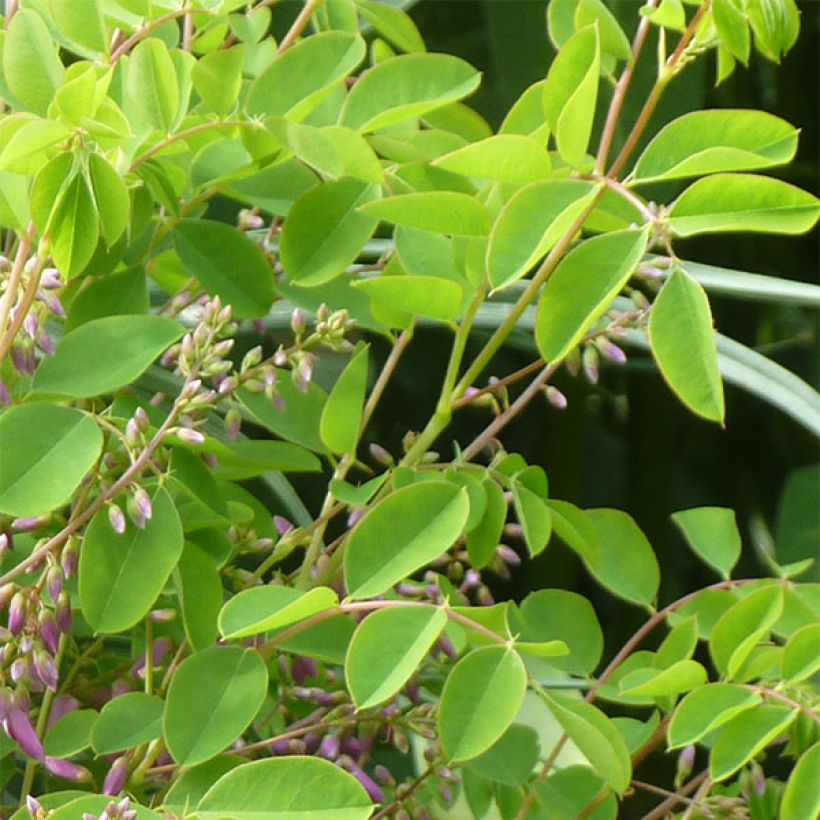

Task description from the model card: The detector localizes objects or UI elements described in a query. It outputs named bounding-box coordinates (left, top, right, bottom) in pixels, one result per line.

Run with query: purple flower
left=130, top=637, right=172, bottom=678
left=6, top=704, right=45, bottom=760
left=545, top=386, right=568, bottom=410
left=12, top=517, right=44, bottom=533
left=34, top=650, right=59, bottom=691
left=45, top=756, right=91, bottom=782
left=274, top=516, right=294, bottom=537
left=347, top=508, right=365, bottom=528
left=47, top=696, right=80, bottom=730
left=47, top=565, right=63, bottom=602
left=176, top=427, right=205, bottom=445
left=339, top=757, right=384, bottom=804
left=40, top=267, right=62, bottom=289
left=318, top=734, right=340, bottom=760
left=103, top=755, right=130, bottom=796
left=39, top=609, right=60, bottom=654
left=598, top=339, right=627, bottom=365
left=61, top=539, right=79, bottom=578
left=291, top=656, right=318, bottom=685
left=26, top=795, right=44, bottom=818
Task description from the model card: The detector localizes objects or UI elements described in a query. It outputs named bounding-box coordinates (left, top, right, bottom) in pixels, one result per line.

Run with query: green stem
left=144, top=616, right=154, bottom=696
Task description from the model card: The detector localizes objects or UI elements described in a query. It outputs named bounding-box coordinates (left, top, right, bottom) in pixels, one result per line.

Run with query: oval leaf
left=33, top=315, right=184, bottom=398
left=174, top=543, right=223, bottom=652
left=438, top=646, right=527, bottom=763
left=91, top=692, right=164, bottom=754
left=781, top=743, right=820, bottom=820
left=218, top=586, right=338, bottom=640
left=433, top=135, right=552, bottom=183
left=353, top=275, right=464, bottom=322
left=79, top=485, right=184, bottom=633
left=344, top=482, right=470, bottom=599
left=164, top=646, right=268, bottom=766
left=619, top=659, right=708, bottom=697
left=536, top=228, right=648, bottom=364
left=346, top=605, right=447, bottom=709
left=668, top=683, right=762, bottom=748
left=197, top=757, right=373, bottom=819
left=487, top=180, right=595, bottom=290
left=633, top=110, right=799, bottom=182
left=0, top=405, right=102, bottom=517
left=360, top=192, right=492, bottom=236
left=320, top=345, right=369, bottom=454
left=671, top=506, right=741, bottom=577
left=280, top=179, right=379, bottom=286
left=668, top=174, right=820, bottom=236
left=649, top=267, right=725, bottom=422
left=174, top=219, right=276, bottom=320
left=341, top=53, right=481, bottom=133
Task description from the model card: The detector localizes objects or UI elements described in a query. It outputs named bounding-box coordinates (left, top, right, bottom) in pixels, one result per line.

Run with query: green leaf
left=575, top=0, right=631, bottom=61
left=0, top=118, right=71, bottom=174
left=668, top=683, right=762, bottom=747
left=218, top=586, right=338, bottom=640
left=87, top=153, right=130, bottom=247
left=175, top=543, right=222, bottom=652
left=91, top=692, right=164, bottom=754
left=341, top=53, right=481, bottom=133
left=781, top=623, right=820, bottom=683
left=438, top=646, right=528, bottom=763
left=780, top=743, right=820, bottom=820
left=3, top=9, right=64, bottom=115
left=360, top=192, right=491, bottom=237
left=432, top=135, right=552, bottom=183
left=320, top=125, right=384, bottom=183
left=519, top=589, right=603, bottom=676
left=668, top=174, right=820, bottom=236
left=164, top=756, right=245, bottom=816
left=79, top=485, right=184, bottom=633
left=174, top=219, right=276, bottom=320
left=47, top=797, right=160, bottom=820
left=210, top=440, right=321, bottom=480
left=355, top=0, right=425, bottom=53
left=64, top=266, right=147, bottom=332
left=238, top=378, right=328, bottom=453
left=330, top=474, right=388, bottom=507
left=0, top=405, right=102, bottom=517
left=538, top=689, right=632, bottom=794
left=353, top=275, right=464, bottom=322
left=197, top=757, right=373, bottom=819
left=619, top=659, right=708, bottom=697
left=584, top=509, right=660, bottom=607
left=192, top=45, right=245, bottom=116
left=499, top=79, right=550, bottom=143
left=280, top=179, right=379, bottom=286
left=0, top=170, right=30, bottom=230
left=246, top=32, right=365, bottom=120
left=542, top=25, right=600, bottom=167
left=467, top=479, right=507, bottom=569
left=30, top=151, right=73, bottom=234
left=710, top=704, right=797, bottom=781
left=344, top=482, right=470, bottom=599
left=164, top=646, right=268, bottom=766
left=655, top=616, right=699, bottom=668
left=714, top=0, right=750, bottom=64
left=534, top=765, right=617, bottom=820
left=671, top=507, right=741, bottom=578
left=512, top=482, right=552, bottom=557
left=747, top=0, right=799, bottom=62
left=33, top=315, right=184, bottom=398
left=127, top=38, right=179, bottom=131
left=649, top=267, right=725, bottom=423
left=345, top=605, right=447, bottom=709
left=466, top=723, right=541, bottom=786
left=546, top=499, right=600, bottom=565
left=487, top=180, right=595, bottom=290
left=641, top=0, right=686, bottom=30
left=536, top=228, right=648, bottom=363
left=272, top=614, right=355, bottom=665
left=49, top=0, right=107, bottom=55
left=50, top=172, right=99, bottom=277
left=320, top=345, right=369, bottom=454
left=635, top=109, right=798, bottom=183
left=171, top=447, right=228, bottom=520
left=709, top=584, right=783, bottom=676
left=44, top=710, right=97, bottom=759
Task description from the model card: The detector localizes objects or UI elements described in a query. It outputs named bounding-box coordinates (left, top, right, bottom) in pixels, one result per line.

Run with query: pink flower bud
left=291, top=308, right=305, bottom=334
left=47, top=564, right=63, bottom=602
left=47, top=695, right=79, bottom=730
left=133, top=488, right=153, bottom=521
left=274, top=516, right=294, bottom=537
left=34, top=650, right=58, bottom=691
left=37, top=333, right=55, bottom=356
left=103, top=755, right=130, bottom=796
left=339, top=757, right=384, bottom=804
left=290, top=656, right=318, bottom=685
left=597, top=338, right=627, bottom=365
left=108, top=503, right=127, bottom=535
left=8, top=592, right=26, bottom=635
left=12, top=517, right=45, bottom=533
left=318, top=734, right=340, bottom=760
left=347, top=508, right=365, bottom=528
left=545, top=386, right=568, bottom=410
left=45, top=756, right=91, bottom=782
left=368, top=443, right=393, bottom=466
left=39, top=609, right=60, bottom=654
left=61, top=539, right=79, bottom=578
left=176, top=427, right=205, bottom=445
left=56, top=591, right=72, bottom=634
left=582, top=345, right=599, bottom=384
left=26, top=795, right=44, bottom=818
left=125, top=417, right=140, bottom=445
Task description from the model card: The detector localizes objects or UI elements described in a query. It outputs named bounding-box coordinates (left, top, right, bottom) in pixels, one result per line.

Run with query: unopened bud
left=596, top=338, right=627, bottom=365
left=45, top=756, right=91, bottom=782
left=39, top=609, right=60, bottom=654
left=56, top=591, right=72, bottom=634
left=242, top=346, right=263, bottom=371
left=108, top=503, right=127, bottom=535
left=133, top=488, right=153, bottom=521
left=103, top=755, right=130, bottom=796
left=34, top=650, right=59, bottom=691
left=274, top=516, right=294, bottom=537
left=61, top=538, right=79, bottom=578
left=8, top=591, right=26, bottom=635
left=175, top=427, right=205, bottom=445
left=47, top=564, right=63, bottom=602
left=545, top=385, right=567, bottom=409
left=582, top=345, right=600, bottom=384
left=12, top=517, right=45, bottom=533
left=369, top=443, right=393, bottom=466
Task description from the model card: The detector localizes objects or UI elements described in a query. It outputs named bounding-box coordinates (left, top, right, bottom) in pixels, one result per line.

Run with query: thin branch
left=641, top=770, right=709, bottom=820
left=744, top=684, right=820, bottom=726
left=111, top=9, right=197, bottom=63
left=595, top=0, right=660, bottom=174
left=0, top=245, right=44, bottom=364
left=371, top=766, right=436, bottom=820
left=361, top=327, right=414, bottom=432
left=0, top=226, right=32, bottom=359
left=277, top=0, right=320, bottom=54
